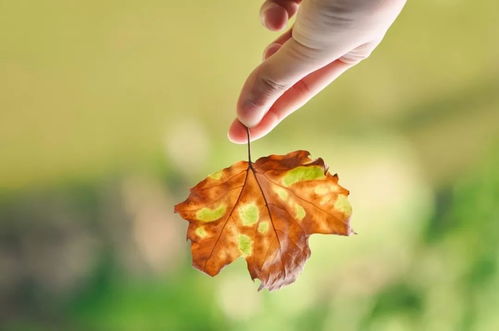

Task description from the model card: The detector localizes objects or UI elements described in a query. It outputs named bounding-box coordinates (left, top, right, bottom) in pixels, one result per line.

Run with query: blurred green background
left=1, top=0, right=499, bottom=330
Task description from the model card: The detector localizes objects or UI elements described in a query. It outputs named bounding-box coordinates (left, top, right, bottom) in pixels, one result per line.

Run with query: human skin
left=228, top=0, right=407, bottom=143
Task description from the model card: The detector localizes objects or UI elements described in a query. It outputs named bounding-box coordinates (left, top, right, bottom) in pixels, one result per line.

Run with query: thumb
left=237, top=37, right=332, bottom=127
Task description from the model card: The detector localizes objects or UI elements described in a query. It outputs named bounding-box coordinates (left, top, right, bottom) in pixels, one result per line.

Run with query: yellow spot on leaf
left=196, top=204, right=227, bottom=222
left=257, top=221, right=269, bottom=234
left=195, top=226, right=208, bottom=238
left=314, top=186, right=329, bottom=195
left=208, top=170, right=223, bottom=180
left=239, top=203, right=259, bottom=226
left=282, top=166, right=325, bottom=186
left=238, top=234, right=253, bottom=257
left=273, top=186, right=288, bottom=200
left=320, top=196, right=331, bottom=206
left=334, top=194, right=352, bottom=217
left=294, top=204, right=306, bottom=220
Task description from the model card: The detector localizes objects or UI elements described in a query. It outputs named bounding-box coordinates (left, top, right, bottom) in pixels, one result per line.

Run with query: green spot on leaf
left=196, top=204, right=227, bottom=222
left=282, top=166, right=325, bottom=186
left=195, top=226, right=208, bottom=238
left=208, top=170, right=223, bottom=180
left=257, top=221, right=269, bottom=234
left=238, top=234, right=253, bottom=256
left=294, top=204, right=306, bottom=220
left=334, top=194, right=352, bottom=217
left=274, top=186, right=288, bottom=200
left=239, top=203, right=259, bottom=226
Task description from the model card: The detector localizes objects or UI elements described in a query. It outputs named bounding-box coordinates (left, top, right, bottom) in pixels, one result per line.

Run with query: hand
left=228, top=0, right=407, bottom=143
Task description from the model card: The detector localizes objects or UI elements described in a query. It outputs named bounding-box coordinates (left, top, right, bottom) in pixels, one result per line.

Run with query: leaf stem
left=246, top=126, right=252, bottom=165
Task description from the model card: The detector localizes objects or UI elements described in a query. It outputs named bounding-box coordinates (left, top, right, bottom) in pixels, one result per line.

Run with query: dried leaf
left=174, top=150, right=353, bottom=291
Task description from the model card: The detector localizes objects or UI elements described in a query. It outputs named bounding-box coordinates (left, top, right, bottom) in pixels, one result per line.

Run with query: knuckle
left=293, top=79, right=312, bottom=95
left=260, top=75, right=288, bottom=94
left=339, top=53, right=368, bottom=65
left=241, top=97, right=265, bottom=114
left=339, top=41, right=379, bottom=65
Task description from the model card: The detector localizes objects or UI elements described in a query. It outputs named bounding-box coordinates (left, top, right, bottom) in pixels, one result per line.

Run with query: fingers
left=228, top=117, right=279, bottom=144
left=260, top=0, right=301, bottom=31
left=229, top=58, right=354, bottom=144
left=230, top=29, right=370, bottom=143
left=237, top=36, right=331, bottom=128
left=229, top=0, right=407, bottom=144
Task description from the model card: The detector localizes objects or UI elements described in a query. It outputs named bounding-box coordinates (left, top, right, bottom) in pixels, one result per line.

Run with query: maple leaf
left=174, top=138, right=353, bottom=291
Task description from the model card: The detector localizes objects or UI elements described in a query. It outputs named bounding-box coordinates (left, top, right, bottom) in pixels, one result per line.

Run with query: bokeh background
left=1, top=0, right=499, bottom=330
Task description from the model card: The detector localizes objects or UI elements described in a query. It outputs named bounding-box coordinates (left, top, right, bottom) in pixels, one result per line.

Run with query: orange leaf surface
left=174, top=150, right=353, bottom=291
